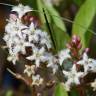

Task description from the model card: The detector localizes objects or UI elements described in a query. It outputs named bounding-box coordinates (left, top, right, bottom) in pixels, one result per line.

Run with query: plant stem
left=32, top=85, right=37, bottom=96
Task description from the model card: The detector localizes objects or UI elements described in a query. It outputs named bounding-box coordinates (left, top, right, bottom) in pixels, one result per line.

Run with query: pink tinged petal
left=10, top=14, right=18, bottom=21
left=83, top=53, right=88, bottom=61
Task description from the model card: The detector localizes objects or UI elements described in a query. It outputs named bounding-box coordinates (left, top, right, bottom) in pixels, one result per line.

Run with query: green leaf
left=52, top=25, right=70, bottom=51
left=54, top=83, right=68, bottom=96
left=43, top=9, right=57, bottom=50
left=70, top=87, right=79, bottom=96
left=72, top=0, right=96, bottom=47
left=37, top=0, right=51, bottom=24
left=73, top=0, right=85, bottom=6
left=44, top=5, right=69, bottom=51
left=46, top=5, right=67, bottom=32
left=43, top=9, right=69, bottom=51
left=37, top=0, right=46, bottom=23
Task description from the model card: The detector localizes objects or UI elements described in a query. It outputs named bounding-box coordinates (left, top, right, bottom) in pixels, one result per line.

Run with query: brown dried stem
left=7, top=68, right=38, bottom=96
left=7, top=68, right=30, bottom=86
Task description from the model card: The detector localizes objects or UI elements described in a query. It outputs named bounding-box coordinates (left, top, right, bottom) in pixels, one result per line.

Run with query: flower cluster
left=3, top=4, right=58, bottom=86
left=58, top=35, right=96, bottom=91
left=3, top=4, right=96, bottom=92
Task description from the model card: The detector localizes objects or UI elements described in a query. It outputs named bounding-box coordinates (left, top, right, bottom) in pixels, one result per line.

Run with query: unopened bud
left=72, top=35, right=80, bottom=45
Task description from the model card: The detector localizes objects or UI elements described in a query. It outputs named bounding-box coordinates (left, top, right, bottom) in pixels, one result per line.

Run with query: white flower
left=35, top=30, right=52, bottom=49
left=17, top=41, right=33, bottom=54
left=5, top=22, right=18, bottom=34
left=77, top=53, right=96, bottom=74
left=12, top=4, right=32, bottom=18
left=29, top=22, right=35, bottom=32
left=32, top=75, right=43, bottom=86
left=88, top=61, right=96, bottom=73
left=21, top=23, right=35, bottom=36
left=7, top=54, right=18, bottom=64
left=91, top=79, right=96, bottom=91
left=28, top=33, right=39, bottom=43
left=4, top=4, right=53, bottom=70
left=9, top=13, right=18, bottom=22
left=77, top=53, right=88, bottom=65
left=26, top=47, right=47, bottom=67
left=39, top=31, right=51, bottom=49
left=59, top=49, right=71, bottom=65
left=3, top=34, right=10, bottom=42
left=5, top=19, right=24, bottom=37
left=47, top=56, right=58, bottom=74
left=63, top=64, right=83, bottom=88
left=24, top=65, right=35, bottom=77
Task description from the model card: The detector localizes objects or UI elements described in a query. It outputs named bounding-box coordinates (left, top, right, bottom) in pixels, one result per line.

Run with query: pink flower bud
left=72, top=35, right=80, bottom=46
left=72, top=39, right=77, bottom=45
left=10, top=11, right=18, bottom=21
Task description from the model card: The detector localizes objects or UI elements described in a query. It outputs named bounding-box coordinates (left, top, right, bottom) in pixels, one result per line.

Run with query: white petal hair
left=12, top=4, right=33, bottom=18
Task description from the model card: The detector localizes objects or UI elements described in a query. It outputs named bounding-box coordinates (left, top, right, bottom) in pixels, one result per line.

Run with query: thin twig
left=0, top=3, right=14, bottom=6
left=7, top=68, right=30, bottom=86
left=7, top=68, right=16, bottom=76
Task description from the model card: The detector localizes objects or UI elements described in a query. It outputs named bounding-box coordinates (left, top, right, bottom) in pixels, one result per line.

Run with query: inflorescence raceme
left=3, top=4, right=96, bottom=91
